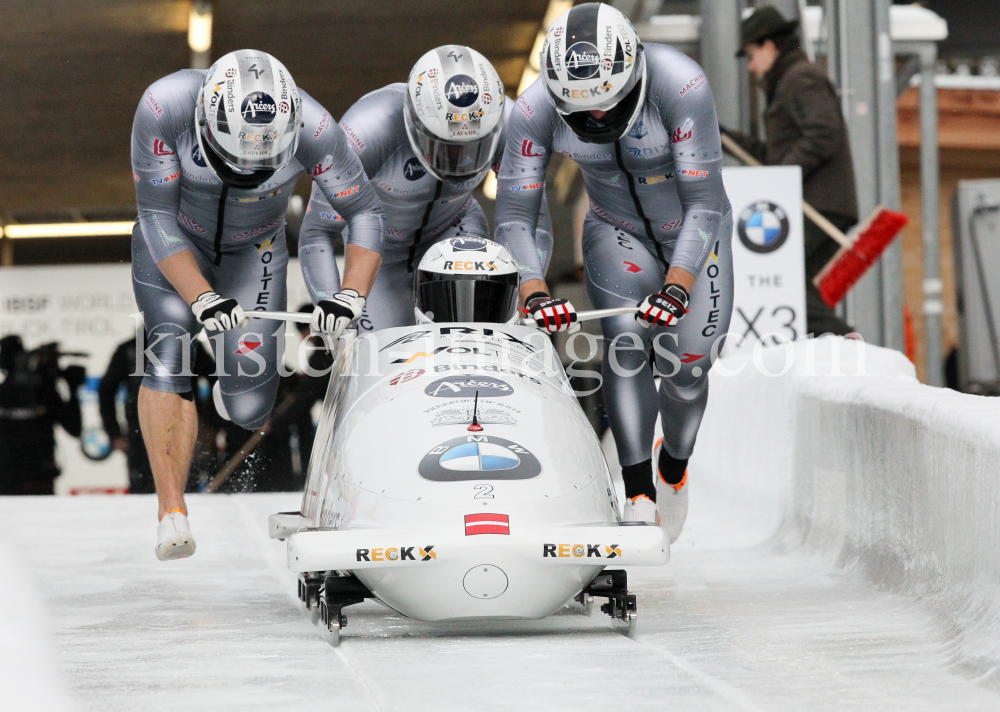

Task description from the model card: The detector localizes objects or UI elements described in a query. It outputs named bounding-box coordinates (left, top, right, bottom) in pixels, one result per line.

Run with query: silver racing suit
left=298, top=83, right=553, bottom=332
left=131, top=69, right=385, bottom=429
left=493, top=44, right=734, bottom=465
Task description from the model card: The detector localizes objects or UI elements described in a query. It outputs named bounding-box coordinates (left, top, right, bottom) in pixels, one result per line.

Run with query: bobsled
left=265, top=235, right=667, bottom=646
left=269, top=322, right=668, bottom=645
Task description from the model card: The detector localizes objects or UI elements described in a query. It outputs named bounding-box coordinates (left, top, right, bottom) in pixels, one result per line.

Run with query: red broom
left=811, top=205, right=909, bottom=307
left=721, top=133, right=908, bottom=307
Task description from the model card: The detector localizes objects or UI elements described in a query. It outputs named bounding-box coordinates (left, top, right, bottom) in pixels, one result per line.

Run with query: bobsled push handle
left=246, top=310, right=313, bottom=324
left=520, top=306, right=635, bottom=328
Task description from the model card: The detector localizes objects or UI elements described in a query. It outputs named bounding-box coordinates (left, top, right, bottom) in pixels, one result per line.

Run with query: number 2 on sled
left=474, top=484, right=494, bottom=499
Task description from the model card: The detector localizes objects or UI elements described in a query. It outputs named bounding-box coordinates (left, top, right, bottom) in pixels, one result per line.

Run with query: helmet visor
left=404, top=100, right=501, bottom=180
left=560, top=75, right=645, bottom=144
left=416, top=273, right=519, bottom=323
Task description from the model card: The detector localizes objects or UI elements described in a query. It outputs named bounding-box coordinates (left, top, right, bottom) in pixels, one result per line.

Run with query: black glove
left=525, top=292, right=579, bottom=334
left=312, top=289, right=366, bottom=337
left=636, top=284, right=690, bottom=328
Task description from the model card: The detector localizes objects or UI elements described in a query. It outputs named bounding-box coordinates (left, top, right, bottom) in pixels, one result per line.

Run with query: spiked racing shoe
left=155, top=509, right=197, bottom=561
left=653, top=438, right=689, bottom=544
left=622, top=494, right=660, bottom=525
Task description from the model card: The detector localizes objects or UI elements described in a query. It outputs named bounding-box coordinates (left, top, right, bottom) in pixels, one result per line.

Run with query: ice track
left=4, top=338, right=1000, bottom=711
left=0, top=491, right=997, bottom=712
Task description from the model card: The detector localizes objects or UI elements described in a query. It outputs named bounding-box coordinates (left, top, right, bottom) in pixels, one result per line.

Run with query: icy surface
left=3, top=339, right=1000, bottom=710
left=1, top=492, right=999, bottom=711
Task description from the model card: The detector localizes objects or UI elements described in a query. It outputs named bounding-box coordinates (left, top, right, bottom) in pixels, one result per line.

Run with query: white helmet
left=404, top=46, right=506, bottom=181
left=414, top=237, right=520, bottom=324
left=541, top=3, right=646, bottom=144
left=196, top=49, right=302, bottom=185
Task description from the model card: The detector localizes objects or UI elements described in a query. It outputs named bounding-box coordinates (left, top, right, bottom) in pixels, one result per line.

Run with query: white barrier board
left=0, top=259, right=313, bottom=493
left=721, top=165, right=806, bottom=355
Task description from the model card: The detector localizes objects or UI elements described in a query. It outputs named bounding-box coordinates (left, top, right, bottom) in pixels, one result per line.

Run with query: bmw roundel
left=444, top=74, right=479, bottom=108
left=737, top=201, right=790, bottom=254
left=418, top=435, right=541, bottom=481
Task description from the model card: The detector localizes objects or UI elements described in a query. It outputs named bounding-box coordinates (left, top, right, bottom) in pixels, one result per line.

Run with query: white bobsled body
left=275, top=323, right=668, bottom=622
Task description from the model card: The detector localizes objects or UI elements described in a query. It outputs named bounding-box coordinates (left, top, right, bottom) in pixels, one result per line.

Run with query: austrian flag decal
left=465, top=513, right=510, bottom=535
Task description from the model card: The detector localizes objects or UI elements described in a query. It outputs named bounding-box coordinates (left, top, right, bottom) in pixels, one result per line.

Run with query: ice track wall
left=692, top=338, right=1000, bottom=685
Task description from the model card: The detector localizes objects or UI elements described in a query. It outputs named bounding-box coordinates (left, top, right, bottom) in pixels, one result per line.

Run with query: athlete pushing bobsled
left=297, top=45, right=554, bottom=332
left=131, top=50, right=385, bottom=560
left=494, top=3, right=734, bottom=537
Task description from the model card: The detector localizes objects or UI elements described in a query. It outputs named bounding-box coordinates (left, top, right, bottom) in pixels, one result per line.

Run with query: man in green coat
left=724, top=6, right=857, bottom=336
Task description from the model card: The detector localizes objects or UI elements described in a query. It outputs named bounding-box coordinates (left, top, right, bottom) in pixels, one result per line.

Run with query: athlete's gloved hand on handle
left=312, top=289, right=366, bottom=337
left=525, top=292, right=579, bottom=334
left=191, top=291, right=248, bottom=332
left=636, top=284, right=689, bottom=328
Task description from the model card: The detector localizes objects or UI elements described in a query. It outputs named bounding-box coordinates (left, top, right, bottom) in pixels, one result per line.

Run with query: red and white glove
left=636, top=284, right=689, bottom=328
left=312, top=289, right=366, bottom=338
left=525, top=292, right=579, bottom=334
left=191, top=291, right=247, bottom=332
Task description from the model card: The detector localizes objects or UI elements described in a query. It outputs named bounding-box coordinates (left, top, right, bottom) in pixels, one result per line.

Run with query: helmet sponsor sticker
left=565, top=41, right=601, bottom=79
left=419, top=435, right=541, bottom=481
left=240, top=91, right=277, bottom=124
left=444, top=74, right=479, bottom=108
left=425, top=376, right=513, bottom=398
left=449, top=236, right=489, bottom=251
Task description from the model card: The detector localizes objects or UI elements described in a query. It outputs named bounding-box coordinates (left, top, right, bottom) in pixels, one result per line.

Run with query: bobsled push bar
left=246, top=306, right=637, bottom=327
left=267, top=515, right=669, bottom=570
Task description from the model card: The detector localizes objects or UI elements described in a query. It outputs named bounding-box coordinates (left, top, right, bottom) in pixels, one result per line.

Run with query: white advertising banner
left=721, top=166, right=807, bottom=356
left=0, top=259, right=313, bottom=493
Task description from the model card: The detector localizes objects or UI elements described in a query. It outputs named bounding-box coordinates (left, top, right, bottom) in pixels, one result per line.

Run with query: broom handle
left=721, top=133, right=851, bottom=248
left=205, top=392, right=298, bottom=493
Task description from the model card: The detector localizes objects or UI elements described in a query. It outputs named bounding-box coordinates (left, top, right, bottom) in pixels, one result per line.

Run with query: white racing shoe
left=653, top=438, right=688, bottom=544
left=156, top=510, right=197, bottom=561
left=622, top=495, right=660, bottom=524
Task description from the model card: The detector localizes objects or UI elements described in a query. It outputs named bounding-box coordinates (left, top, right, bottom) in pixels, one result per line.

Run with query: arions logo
left=418, top=435, right=541, bottom=481
left=737, top=201, right=790, bottom=254
left=424, top=376, right=513, bottom=398
left=565, top=42, right=601, bottom=79
left=240, top=91, right=277, bottom=124
left=403, top=156, right=427, bottom=181
left=449, top=236, right=488, bottom=252
left=191, top=144, right=207, bottom=168
left=444, top=75, right=479, bottom=108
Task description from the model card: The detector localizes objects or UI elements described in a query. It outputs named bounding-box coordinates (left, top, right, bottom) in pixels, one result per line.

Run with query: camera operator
left=0, top=335, right=85, bottom=495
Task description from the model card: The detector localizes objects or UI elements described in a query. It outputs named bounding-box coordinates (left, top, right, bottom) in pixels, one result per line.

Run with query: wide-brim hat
left=737, top=6, right=799, bottom=57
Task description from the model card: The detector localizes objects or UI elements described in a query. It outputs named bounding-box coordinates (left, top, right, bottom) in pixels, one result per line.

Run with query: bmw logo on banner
left=419, top=435, right=541, bottom=481
left=737, top=201, right=790, bottom=254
